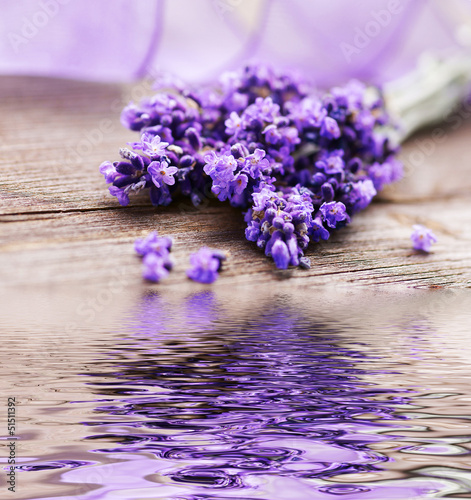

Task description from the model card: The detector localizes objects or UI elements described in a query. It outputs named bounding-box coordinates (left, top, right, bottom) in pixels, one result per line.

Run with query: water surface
left=1, top=286, right=471, bottom=499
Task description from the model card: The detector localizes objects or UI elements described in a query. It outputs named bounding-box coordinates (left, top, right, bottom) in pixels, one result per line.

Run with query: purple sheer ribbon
left=0, top=0, right=468, bottom=84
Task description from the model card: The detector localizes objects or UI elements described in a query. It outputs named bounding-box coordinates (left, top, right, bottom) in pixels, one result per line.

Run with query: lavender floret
left=134, top=231, right=172, bottom=257
left=411, top=225, right=437, bottom=252
left=142, top=252, right=172, bottom=283
left=319, top=201, right=349, bottom=229
left=187, top=247, right=227, bottom=284
left=134, top=231, right=173, bottom=283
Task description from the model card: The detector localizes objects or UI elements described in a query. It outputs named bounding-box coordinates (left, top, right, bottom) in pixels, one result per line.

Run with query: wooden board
left=1, top=75, right=471, bottom=289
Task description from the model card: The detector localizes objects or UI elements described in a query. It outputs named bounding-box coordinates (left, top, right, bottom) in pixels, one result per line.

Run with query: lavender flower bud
left=312, top=172, right=326, bottom=186
left=283, top=222, right=295, bottom=236
left=185, top=127, right=202, bottom=151
left=248, top=118, right=263, bottom=133
left=231, top=143, right=249, bottom=159
left=115, top=161, right=137, bottom=175
left=180, top=155, right=194, bottom=168
left=348, top=157, right=362, bottom=174
left=321, top=183, right=335, bottom=202
left=172, top=110, right=185, bottom=125
left=264, top=208, right=277, bottom=221
left=272, top=217, right=284, bottom=229
left=271, top=239, right=290, bottom=269
left=161, top=114, right=172, bottom=127
left=328, top=178, right=339, bottom=190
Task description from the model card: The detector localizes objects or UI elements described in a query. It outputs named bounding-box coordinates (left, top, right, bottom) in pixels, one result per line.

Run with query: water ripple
left=5, top=288, right=471, bottom=499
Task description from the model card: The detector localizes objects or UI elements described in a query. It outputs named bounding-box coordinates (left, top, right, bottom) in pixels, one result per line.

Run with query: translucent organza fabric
left=1, top=0, right=470, bottom=85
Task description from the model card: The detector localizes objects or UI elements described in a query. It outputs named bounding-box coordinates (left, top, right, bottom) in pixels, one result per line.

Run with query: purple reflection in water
left=33, top=292, right=446, bottom=499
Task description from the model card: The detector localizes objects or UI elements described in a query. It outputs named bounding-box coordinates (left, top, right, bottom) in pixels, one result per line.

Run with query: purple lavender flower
left=187, top=247, right=226, bottom=284
left=246, top=186, right=314, bottom=269
left=150, top=184, right=173, bottom=207
left=247, top=96, right=280, bottom=123
left=245, top=220, right=261, bottom=241
left=142, top=252, right=171, bottom=283
left=140, top=133, right=169, bottom=158
left=251, top=185, right=276, bottom=211
left=282, top=126, right=301, bottom=148
left=411, top=225, right=437, bottom=252
left=320, top=116, right=341, bottom=139
left=227, top=92, right=249, bottom=112
left=203, top=150, right=220, bottom=173
left=120, top=103, right=151, bottom=131
left=369, top=164, right=388, bottom=191
left=135, top=231, right=174, bottom=283
left=148, top=160, right=178, bottom=187
left=309, top=216, right=330, bottom=242
left=315, top=150, right=345, bottom=175
left=109, top=185, right=130, bottom=206
left=271, top=239, right=290, bottom=269
left=211, top=183, right=231, bottom=202
left=134, top=231, right=172, bottom=257
left=216, top=154, right=238, bottom=181
left=99, top=161, right=119, bottom=183
left=231, top=173, right=248, bottom=195
left=319, top=201, right=349, bottom=228
left=224, top=111, right=243, bottom=137
left=262, top=124, right=282, bottom=145
left=100, top=63, right=402, bottom=273
left=289, top=97, right=326, bottom=129
left=203, top=152, right=237, bottom=179
left=203, top=151, right=256, bottom=203
left=245, top=149, right=270, bottom=177
left=349, top=180, right=377, bottom=213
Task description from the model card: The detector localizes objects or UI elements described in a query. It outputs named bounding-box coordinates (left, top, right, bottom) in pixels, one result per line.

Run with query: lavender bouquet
left=100, top=64, right=404, bottom=271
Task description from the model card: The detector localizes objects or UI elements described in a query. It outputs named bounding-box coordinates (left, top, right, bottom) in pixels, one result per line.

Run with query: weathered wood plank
left=1, top=75, right=470, bottom=288
left=1, top=197, right=469, bottom=288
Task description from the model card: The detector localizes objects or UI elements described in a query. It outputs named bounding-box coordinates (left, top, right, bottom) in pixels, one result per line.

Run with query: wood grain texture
left=1, top=75, right=470, bottom=289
